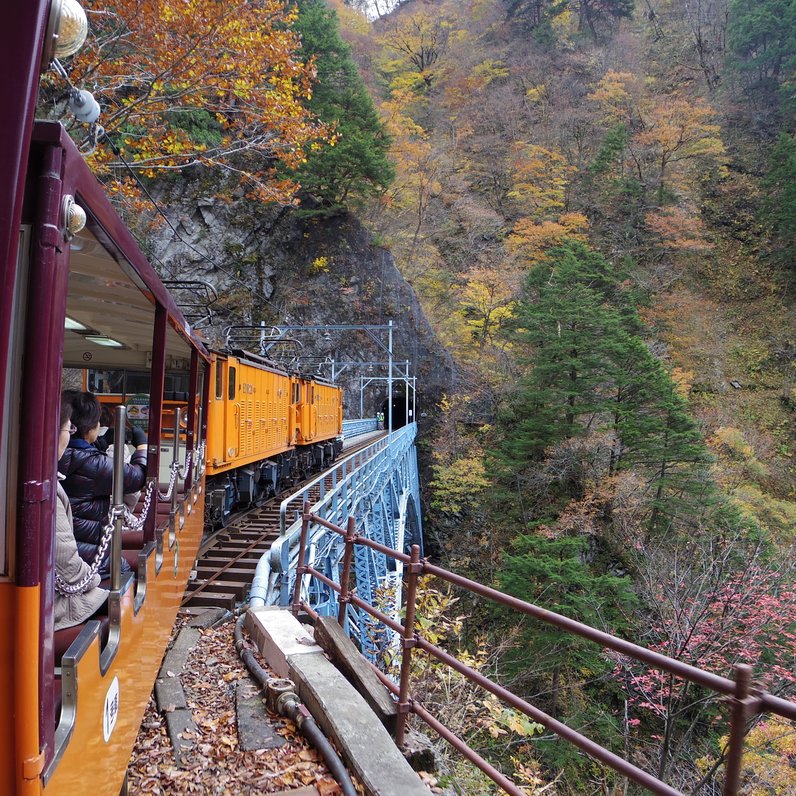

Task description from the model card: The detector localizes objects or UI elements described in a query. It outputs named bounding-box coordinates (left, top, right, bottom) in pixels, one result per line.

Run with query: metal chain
left=122, top=478, right=156, bottom=531
left=54, top=505, right=124, bottom=595
left=55, top=439, right=207, bottom=595
left=157, top=450, right=192, bottom=501
left=55, top=440, right=207, bottom=597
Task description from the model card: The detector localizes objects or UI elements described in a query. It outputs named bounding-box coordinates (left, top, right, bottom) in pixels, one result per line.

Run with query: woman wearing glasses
left=55, top=397, right=108, bottom=630
left=58, top=391, right=148, bottom=580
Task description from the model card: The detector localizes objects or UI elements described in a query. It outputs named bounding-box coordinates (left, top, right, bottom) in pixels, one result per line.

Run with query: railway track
left=182, top=433, right=382, bottom=609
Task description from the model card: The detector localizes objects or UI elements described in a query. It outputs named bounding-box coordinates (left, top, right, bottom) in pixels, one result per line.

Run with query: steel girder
left=267, top=424, right=423, bottom=661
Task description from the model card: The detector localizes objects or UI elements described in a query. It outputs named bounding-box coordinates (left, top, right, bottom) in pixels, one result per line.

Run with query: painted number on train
left=103, top=676, right=120, bottom=742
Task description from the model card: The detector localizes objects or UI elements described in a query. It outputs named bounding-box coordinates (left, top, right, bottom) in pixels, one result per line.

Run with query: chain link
left=55, top=441, right=207, bottom=597
left=54, top=505, right=124, bottom=595
left=122, top=479, right=156, bottom=531
left=157, top=450, right=192, bottom=501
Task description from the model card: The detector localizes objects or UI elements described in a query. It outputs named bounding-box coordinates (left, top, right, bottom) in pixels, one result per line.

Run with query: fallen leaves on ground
left=127, top=616, right=357, bottom=795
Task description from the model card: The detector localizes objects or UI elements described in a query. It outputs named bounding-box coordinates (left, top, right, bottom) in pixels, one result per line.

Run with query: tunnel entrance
left=379, top=393, right=411, bottom=430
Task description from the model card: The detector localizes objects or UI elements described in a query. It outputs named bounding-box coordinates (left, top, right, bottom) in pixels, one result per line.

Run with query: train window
left=228, top=367, right=236, bottom=400
left=292, top=383, right=301, bottom=403
left=85, top=369, right=189, bottom=398
left=216, top=363, right=224, bottom=400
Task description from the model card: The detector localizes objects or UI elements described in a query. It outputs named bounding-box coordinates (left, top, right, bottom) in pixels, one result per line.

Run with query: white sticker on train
left=103, top=676, right=120, bottom=742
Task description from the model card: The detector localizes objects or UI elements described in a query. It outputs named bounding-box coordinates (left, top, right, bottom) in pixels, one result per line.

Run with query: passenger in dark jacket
left=58, top=391, right=148, bottom=578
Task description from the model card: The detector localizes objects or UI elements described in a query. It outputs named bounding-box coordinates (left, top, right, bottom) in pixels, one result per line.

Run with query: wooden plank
left=314, top=616, right=398, bottom=733
left=194, top=567, right=256, bottom=581
left=182, top=592, right=236, bottom=609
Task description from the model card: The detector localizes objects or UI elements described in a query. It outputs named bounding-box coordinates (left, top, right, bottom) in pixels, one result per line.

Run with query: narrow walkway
left=128, top=609, right=348, bottom=795
left=129, top=608, right=441, bottom=795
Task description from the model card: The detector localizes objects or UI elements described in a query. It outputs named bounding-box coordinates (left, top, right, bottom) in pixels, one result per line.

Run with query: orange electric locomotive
left=204, top=350, right=344, bottom=525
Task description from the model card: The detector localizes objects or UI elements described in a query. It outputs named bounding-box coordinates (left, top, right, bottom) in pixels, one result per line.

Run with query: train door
left=225, top=361, right=239, bottom=463
left=308, top=382, right=318, bottom=441
left=289, top=379, right=301, bottom=445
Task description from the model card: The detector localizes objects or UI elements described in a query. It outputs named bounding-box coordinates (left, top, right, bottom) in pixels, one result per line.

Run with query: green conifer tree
left=498, top=534, right=636, bottom=718
left=500, top=240, right=635, bottom=463
left=290, top=0, right=394, bottom=212
left=611, top=339, right=715, bottom=533
left=500, top=240, right=714, bottom=532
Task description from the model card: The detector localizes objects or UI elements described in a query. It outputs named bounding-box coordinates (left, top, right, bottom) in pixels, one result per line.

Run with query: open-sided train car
left=205, top=351, right=343, bottom=525
left=1, top=117, right=210, bottom=795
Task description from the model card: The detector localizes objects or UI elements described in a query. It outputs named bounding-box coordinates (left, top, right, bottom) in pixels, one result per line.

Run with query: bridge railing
left=342, top=418, right=379, bottom=437
left=268, top=424, right=418, bottom=604
left=291, top=514, right=796, bottom=796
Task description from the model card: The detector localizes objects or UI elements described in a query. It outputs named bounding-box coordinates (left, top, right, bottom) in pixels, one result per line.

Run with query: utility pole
left=387, top=320, right=393, bottom=436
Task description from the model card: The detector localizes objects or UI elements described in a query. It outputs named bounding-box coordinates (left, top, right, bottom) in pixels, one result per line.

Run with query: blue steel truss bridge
left=249, top=420, right=423, bottom=660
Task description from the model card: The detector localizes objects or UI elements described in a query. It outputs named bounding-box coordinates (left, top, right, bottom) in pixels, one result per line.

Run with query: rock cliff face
left=148, top=191, right=454, bottom=424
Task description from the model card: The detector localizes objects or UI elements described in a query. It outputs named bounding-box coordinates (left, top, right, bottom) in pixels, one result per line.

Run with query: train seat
left=121, top=549, right=140, bottom=571
left=54, top=614, right=110, bottom=667
left=122, top=529, right=144, bottom=548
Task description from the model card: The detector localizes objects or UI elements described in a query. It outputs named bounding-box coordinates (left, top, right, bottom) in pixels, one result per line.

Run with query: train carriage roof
left=33, top=122, right=209, bottom=370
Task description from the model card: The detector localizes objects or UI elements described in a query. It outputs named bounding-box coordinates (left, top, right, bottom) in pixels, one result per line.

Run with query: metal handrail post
left=337, top=516, right=356, bottom=627
left=388, top=320, right=393, bottom=437
left=171, top=406, right=181, bottom=514
left=722, top=664, right=752, bottom=796
left=110, top=406, right=127, bottom=590
left=291, top=501, right=311, bottom=616
left=396, top=544, right=421, bottom=746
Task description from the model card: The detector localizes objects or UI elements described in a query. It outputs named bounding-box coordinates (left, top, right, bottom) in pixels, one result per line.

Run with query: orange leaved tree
left=52, top=0, right=331, bottom=204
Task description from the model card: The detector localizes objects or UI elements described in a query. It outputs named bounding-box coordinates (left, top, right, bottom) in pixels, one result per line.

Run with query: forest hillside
left=45, top=0, right=796, bottom=792
left=336, top=0, right=796, bottom=792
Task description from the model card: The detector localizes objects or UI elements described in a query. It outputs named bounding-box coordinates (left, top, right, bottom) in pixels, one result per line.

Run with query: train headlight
left=42, top=0, right=89, bottom=67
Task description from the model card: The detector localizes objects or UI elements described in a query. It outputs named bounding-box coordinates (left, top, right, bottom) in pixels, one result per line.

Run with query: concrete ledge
left=247, top=607, right=428, bottom=796
left=246, top=606, right=321, bottom=679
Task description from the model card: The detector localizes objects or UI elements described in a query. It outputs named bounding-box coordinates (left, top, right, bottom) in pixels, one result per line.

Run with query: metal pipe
left=722, top=665, right=752, bottom=796
left=247, top=556, right=271, bottom=610
left=413, top=702, right=526, bottom=796
left=422, top=561, right=739, bottom=697
left=336, top=516, right=355, bottom=627
left=395, top=544, right=421, bottom=746
left=293, top=505, right=796, bottom=795
left=405, top=360, right=409, bottom=427
left=387, top=320, right=393, bottom=436
left=415, top=635, right=683, bottom=796
left=171, top=405, right=181, bottom=514
left=234, top=617, right=357, bottom=796
left=291, top=502, right=311, bottom=616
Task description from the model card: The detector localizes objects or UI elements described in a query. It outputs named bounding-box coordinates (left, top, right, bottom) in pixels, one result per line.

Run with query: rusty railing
left=290, top=505, right=796, bottom=796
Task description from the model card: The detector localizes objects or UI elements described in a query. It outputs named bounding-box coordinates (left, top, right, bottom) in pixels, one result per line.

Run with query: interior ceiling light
left=84, top=335, right=124, bottom=348
left=64, top=316, right=87, bottom=331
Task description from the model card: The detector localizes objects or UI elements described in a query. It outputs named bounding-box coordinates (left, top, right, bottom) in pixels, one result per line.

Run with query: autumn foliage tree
left=611, top=528, right=796, bottom=785
left=589, top=71, right=725, bottom=196
left=51, top=0, right=330, bottom=204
